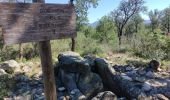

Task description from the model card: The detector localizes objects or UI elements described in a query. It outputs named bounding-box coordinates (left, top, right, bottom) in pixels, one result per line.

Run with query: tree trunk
left=118, top=36, right=122, bottom=46
left=71, top=38, right=75, bottom=51
left=118, top=30, right=123, bottom=46
left=19, top=43, right=23, bottom=61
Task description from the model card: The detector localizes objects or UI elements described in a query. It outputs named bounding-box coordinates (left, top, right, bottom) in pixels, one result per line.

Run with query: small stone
left=92, top=91, right=117, bottom=100
left=65, top=96, right=71, bottom=100
left=58, top=87, right=66, bottom=92
left=59, top=96, right=66, bottom=100
left=126, top=67, right=133, bottom=71
left=142, top=82, right=152, bottom=92
left=121, top=75, right=133, bottom=81
left=133, top=77, right=146, bottom=83
left=118, top=97, right=126, bottom=100
left=70, top=89, right=79, bottom=95
left=78, top=95, right=86, bottom=100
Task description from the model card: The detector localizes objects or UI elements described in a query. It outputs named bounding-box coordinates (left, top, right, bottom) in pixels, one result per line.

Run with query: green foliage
left=75, top=0, right=100, bottom=29
left=132, top=31, right=168, bottom=61
left=76, top=32, right=105, bottom=56
left=0, top=74, right=11, bottom=99
left=111, top=0, right=146, bottom=45
left=95, top=16, right=116, bottom=43
left=149, top=9, right=161, bottom=32
left=0, top=46, right=19, bottom=61
left=161, top=7, right=170, bottom=33
left=164, top=38, right=170, bottom=59
left=125, top=14, right=144, bottom=36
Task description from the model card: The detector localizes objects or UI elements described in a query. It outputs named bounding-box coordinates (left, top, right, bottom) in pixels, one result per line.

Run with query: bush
left=0, top=74, right=11, bottom=99
left=132, top=31, right=168, bottom=61
left=76, top=32, right=105, bottom=56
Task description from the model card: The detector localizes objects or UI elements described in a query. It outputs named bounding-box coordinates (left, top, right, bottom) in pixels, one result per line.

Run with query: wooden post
left=39, top=41, right=57, bottom=100
left=71, top=38, right=75, bottom=51
left=35, top=0, right=57, bottom=100
left=70, top=0, right=76, bottom=52
left=19, top=43, right=23, bottom=61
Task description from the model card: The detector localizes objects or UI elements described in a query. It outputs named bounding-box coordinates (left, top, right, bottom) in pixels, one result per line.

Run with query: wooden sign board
left=0, top=3, right=76, bottom=45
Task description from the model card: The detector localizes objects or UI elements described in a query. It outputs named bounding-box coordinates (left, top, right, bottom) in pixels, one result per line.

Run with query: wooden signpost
left=0, top=3, right=76, bottom=45
left=0, top=0, right=76, bottom=99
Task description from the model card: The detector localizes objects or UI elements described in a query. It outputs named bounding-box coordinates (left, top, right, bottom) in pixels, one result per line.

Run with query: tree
left=161, top=7, right=170, bottom=34
left=148, top=9, right=161, bottom=32
left=111, top=0, right=146, bottom=45
left=125, top=13, right=143, bottom=36
left=95, top=16, right=115, bottom=43
left=70, top=0, right=99, bottom=51
left=74, top=0, right=99, bottom=29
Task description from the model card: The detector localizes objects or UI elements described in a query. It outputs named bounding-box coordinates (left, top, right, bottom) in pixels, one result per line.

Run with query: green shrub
left=0, top=74, right=11, bottom=99
left=132, top=31, right=168, bottom=61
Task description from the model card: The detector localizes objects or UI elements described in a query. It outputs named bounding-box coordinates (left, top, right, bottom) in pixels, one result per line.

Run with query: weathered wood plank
left=0, top=3, right=76, bottom=45
left=39, top=41, right=57, bottom=100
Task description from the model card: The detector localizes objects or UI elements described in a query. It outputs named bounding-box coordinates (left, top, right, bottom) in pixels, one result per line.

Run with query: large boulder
left=60, top=70, right=78, bottom=92
left=56, top=52, right=103, bottom=100
left=77, top=73, right=103, bottom=99
left=58, top=51, right=90, bottom=73
left=92, top=91, right=117, bottom=100
left=95, top=58, right=146, bottom=99
left=0, top=60, right=20, bottom=74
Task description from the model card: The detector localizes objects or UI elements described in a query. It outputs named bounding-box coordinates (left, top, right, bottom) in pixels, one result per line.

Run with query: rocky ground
left=0, top=51, right=169, bottom=100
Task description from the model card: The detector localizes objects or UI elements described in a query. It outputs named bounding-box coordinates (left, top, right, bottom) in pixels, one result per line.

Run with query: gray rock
left=58, top=87, right=66, bottom=92
left=0, top=69, right=7, bottom=75
left=133, top=77, right=146, bottom=83
left=77, top=73, right=103, bottom=99
left=0, top=60, right=20, bottom=74
left=125, top=67, right=133, bottom=71
left=84, top=55, right=96, bottom=71
left=121, top=75, right=133, bottom=81
left=142, top=82, right=152, bottom=92
left=153, top=94, right=169, bottom=100
left=60, top=70, right=78, bottom=92
left=58, top=51, right=90, bottom=73
left=92, top=91, right=117, bottom=100
left=4, top=95, right=32, bottom=100
left=70, top=89, right=86, bottom=100
left=95, top=58, right=146, bottom=99
left=118, top=97, right=126, bottom=100
left=138, top=70, right=146, bottom=75
left=145, top=71, right=155, bottom=78
left=148, top=60, right=161, bottom=72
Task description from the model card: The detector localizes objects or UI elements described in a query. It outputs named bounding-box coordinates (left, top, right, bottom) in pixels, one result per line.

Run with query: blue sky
left=46, top=0, right=170, bottom=23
